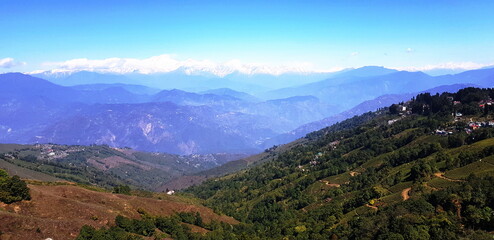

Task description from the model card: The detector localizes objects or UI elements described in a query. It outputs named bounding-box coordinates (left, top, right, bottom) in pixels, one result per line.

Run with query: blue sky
left=1, top=0, right=494, bottom=74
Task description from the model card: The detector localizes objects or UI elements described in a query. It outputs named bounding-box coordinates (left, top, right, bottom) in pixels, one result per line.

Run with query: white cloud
left=406, top=48, right=414, bottom=53
left=0, top=58, right=25, bottom=68
left=35, top=54, right=494, bottom=76
left=41, top=54, right=332, bottom=76
left=396, top=62, right=493, bottom=72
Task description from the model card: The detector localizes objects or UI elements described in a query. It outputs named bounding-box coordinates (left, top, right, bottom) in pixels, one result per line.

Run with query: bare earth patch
left=401, top=187, right=411, bottom=201
left=0, top=184, right=237, bottom=240
left=319, top=180, right=341, bottom=188
left=433, top=172, right=464, bottom=182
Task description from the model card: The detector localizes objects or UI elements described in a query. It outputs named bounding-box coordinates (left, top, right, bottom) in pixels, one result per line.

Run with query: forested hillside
left=182, top=87, right=494, bottom=239
left=0, top=144, right=245, bottom=190
left=4, top=87, right=493, bottom=240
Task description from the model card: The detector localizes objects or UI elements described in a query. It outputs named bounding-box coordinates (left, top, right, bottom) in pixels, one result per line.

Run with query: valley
left=2, top=1, right=494, bottom=239
left=1, top=67, right=493, bottom=156
left=1, top=87, right=493, bottom=239
left=0, top=143, right=246, bottom=191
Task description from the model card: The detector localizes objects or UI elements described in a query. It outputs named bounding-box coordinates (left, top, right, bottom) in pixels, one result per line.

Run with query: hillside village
left=36, top=144, right=86, bottom=160
left=183, top=88, right=494, bottom=240
left=388, top=92, right=494, bottom=136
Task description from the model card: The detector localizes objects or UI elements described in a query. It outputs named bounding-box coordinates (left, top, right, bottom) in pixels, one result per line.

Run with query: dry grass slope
left=0, top=184, right=237, bottom=240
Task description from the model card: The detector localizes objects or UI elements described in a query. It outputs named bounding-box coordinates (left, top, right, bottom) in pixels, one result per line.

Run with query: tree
left=113, top=185, right=131, bottom=195
left=448, top=134, right=465, bottom=148
left=76, top=225, right=96, bottom=240
left=389, top=104, right=400, bottom=114
left=464, top=205, right=494, bottom=229
left=195, top=212, right=204, bottom=227
left=410, top=160, right=436, bottom=182
left=0, top=171, right=31, bottom=204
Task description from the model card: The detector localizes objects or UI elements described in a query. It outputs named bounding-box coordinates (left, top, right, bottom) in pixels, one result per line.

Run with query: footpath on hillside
left=433, top=172, right=464, bottom=182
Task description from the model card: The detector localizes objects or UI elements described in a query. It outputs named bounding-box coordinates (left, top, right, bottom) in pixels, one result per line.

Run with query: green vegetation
left=177, top=87, right=494, bottom=239
left=0, top=168, right=31, bottom=204
left=333, top=175, right=494, bottom=239
left=0, top=145, right=131, bottom=188
left=113, top=185, right=132, bottom=195
left=77, top=211, right=234, bottom=240
left=76, top=225, right=143, bottom=240
left=0, top=144, right=228, bottom=191
left=0, top=158, right=62, bottom=182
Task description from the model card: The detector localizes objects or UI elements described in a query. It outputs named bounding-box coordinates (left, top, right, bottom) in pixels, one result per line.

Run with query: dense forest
left=76, top=87, right=494, bottom=239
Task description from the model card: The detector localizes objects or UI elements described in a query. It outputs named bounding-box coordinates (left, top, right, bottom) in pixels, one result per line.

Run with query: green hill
left=0, top=144, right=244, bottom=190
left=2, top=87, right=494, bottom=239
left=183, top=87, right=494, bottom=239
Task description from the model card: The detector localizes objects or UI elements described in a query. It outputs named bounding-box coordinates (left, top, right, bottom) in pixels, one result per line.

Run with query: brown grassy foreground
left=0, top=184, right=236, bottom=240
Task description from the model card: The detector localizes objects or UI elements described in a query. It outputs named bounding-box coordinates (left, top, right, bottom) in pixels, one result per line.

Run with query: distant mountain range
left=262, top=83, right=478, bottom=147
left=262, top=67, right=494, bottom=109
left=0, top=66, right=491, bottom=155
left=71, top=83, right=162, bottom=95
left=34, top=102, right=279, bottom=154
left=0, top=73, right=339, bottom=154
left=32, top=69, right=339, bottom=94
left=200, top=88, right=261, bottom=102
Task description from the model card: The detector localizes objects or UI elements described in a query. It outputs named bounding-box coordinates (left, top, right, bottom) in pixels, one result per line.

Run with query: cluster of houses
left=479, top=99, right=494, bottom=108
left=2, top=153, right=15, bottom=160
left=435, top=120, right=494, bottom=136
left=34, top=144, right=85, bottom=160
left=453, top=97, right=493, bottom=110
left=297, top=152, right=326, bottom=172
left=438, top=97, right=494, bottom=135
left=464, top=121, right=494, bottom=134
